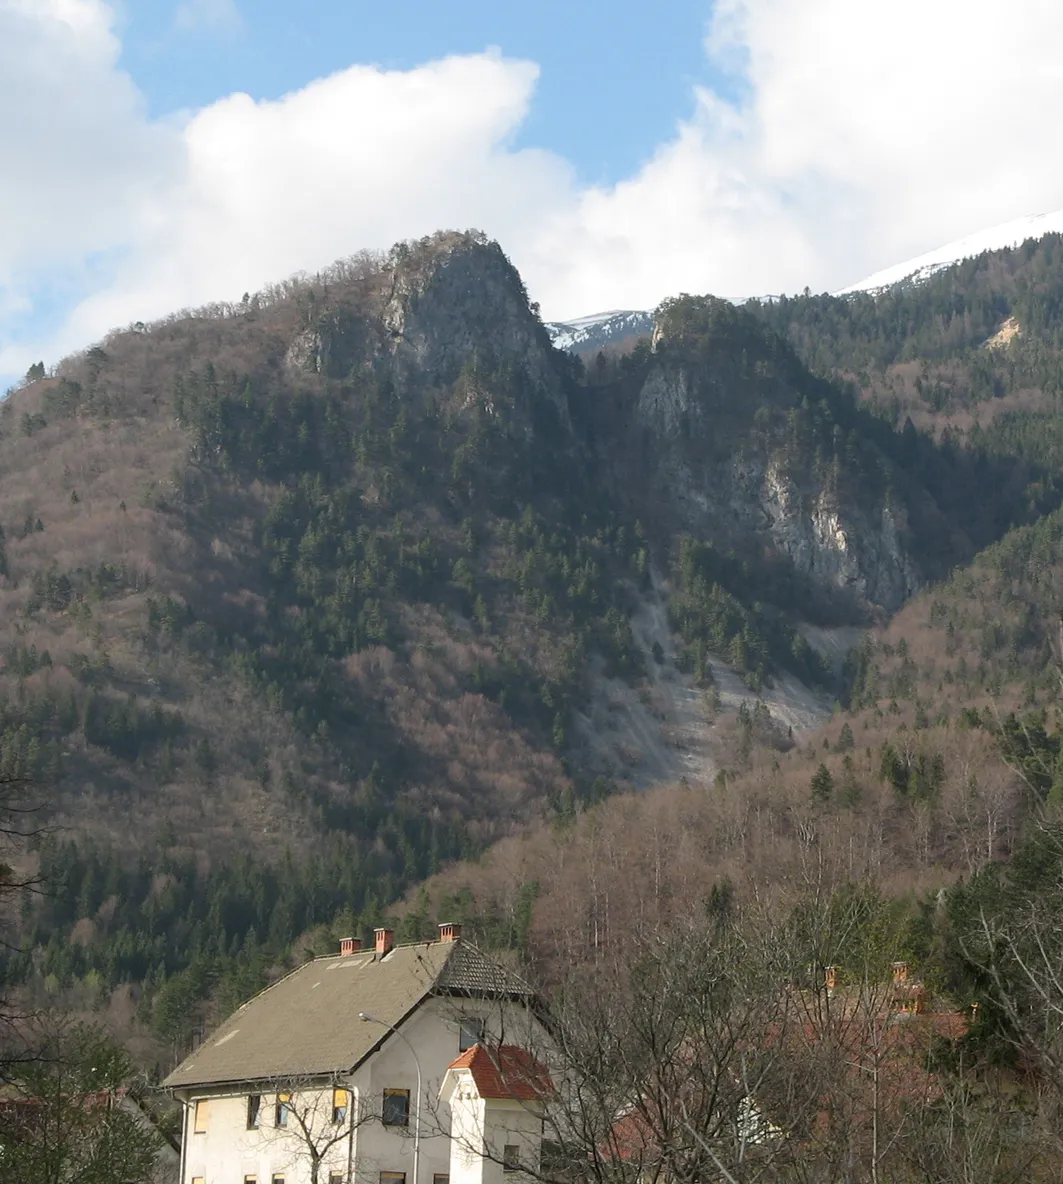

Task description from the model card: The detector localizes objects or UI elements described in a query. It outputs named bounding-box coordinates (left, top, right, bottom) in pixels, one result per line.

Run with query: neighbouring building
left=164, top=924, right=552, bottom=1184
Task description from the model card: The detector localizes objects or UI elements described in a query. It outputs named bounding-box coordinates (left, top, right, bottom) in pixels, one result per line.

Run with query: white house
left=164, top=924, right=552, bottom=1184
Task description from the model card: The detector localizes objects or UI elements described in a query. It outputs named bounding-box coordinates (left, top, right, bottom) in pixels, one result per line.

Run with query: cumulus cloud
left=0, top=0, right=177, bottom=277
left=536, top=0, right=1063, bottom=316
left=60, top=51, right=573, bottom=349
left=705, top=0, right=1063, bottom=276
left=3, top=0, right=1063, bottom=375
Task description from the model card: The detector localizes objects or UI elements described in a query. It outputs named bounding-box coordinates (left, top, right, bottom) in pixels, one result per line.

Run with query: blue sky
left=119, top=0, right=730, bottom=187
left=2, top=0, right=1063, bottom=387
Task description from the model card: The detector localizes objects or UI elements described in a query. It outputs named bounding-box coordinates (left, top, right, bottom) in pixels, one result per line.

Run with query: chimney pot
left=339, top=937, right=362, bottom=956
left=375, top=928, right=395, bottom=957
left=438, top=922, right=462, bottom=943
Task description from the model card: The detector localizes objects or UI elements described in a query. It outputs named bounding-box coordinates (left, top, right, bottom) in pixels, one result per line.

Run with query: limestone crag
left=288, top=232, right=571, bottom=442
left=382, top=234, right=572, bottom=437
left=756, top=461, right=919, bottom=608
left=631, top=343, right=922, bottom=611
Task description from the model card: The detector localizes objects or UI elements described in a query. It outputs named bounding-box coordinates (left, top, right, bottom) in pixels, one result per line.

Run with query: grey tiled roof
left=435, top=940, right=533, bottom=998
left=162, top=940, right=532, bottom=1090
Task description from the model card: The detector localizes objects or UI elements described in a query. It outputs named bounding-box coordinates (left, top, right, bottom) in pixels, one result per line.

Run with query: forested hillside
left=747, top=233, right=1063, bottom=515
left=6, top=229, right=1063, bottom=1097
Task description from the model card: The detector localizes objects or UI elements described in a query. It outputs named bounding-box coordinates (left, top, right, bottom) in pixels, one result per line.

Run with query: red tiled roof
left=609, top=1109, right=657, bottom=1162
left=448, top=1044, right=552, bottom=1101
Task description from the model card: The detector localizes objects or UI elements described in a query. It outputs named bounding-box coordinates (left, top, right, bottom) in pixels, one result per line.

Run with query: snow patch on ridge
left=836, top=208, right=1063, bottom=296
left=546, top=309, right=653, bottom=352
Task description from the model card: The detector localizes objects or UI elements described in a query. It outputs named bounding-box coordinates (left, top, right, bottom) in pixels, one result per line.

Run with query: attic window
left=247, top=1094, right=261, bottom=1129
left=459, top=1017, right=485, bottom=1052
left=276, top=1092, right=292, bottom=1127
left=193, top=1099, right=209, bottom=1134
left=503, top=1145, right=521, bottom=1172
left=380, top=1173, right=406, bottom=1184
left=333, top=1087, right=350, bottom=1124
left=382, top=1088, right=410, bottom=1126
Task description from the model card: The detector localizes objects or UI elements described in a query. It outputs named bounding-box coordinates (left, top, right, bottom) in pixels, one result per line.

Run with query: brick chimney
left=339, top=937, right=362, bottom=956
left=824, top=965, right=838, bottom=992
left=438, top=922, right=462, bottom=943
left=891, top=961, right=909, bottom=985
left=375, top=928, right=394, bottom=957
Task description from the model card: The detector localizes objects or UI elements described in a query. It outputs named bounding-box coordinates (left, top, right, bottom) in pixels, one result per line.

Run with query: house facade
left=164, top=924, right=550, bottom=1184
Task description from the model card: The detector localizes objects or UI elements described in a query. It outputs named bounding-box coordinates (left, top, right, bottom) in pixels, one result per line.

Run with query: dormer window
left=459, top=1017, right=485, bottom=1052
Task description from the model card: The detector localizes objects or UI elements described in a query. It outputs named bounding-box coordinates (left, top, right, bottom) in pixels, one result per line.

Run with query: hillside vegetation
left=7, top=230, right=1063, bottom=1083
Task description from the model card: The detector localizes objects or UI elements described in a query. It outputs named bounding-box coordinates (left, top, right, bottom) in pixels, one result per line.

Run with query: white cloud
left=0, top=0, right=177, bottom=277
left=535, top=0, right=1063, bottom=315
left=174, top=0, right=242, bottom=34
left=4, top=0, right=1063, bottom=375
left=56, top=51, right=573, bottom=353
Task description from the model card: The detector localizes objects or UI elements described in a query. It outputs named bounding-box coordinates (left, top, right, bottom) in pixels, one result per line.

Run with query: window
left=275, top=1091, right=291, bottom=1127
left=272, top=1177, right=286, bottom=1184
left=503, top=1145, right=521, bottom=1173
left=244, top=1177, right=258, bottom=1184
left=193, top=1099, right=210, bottom=1134
left=434, top=1174, right=451, bottom=1184
left=192, top=1179, right=205, bottom=1184
left=459, top=1017, right=485, bottom=1052
left=332, top=1086, right=350, bottom=1124
left=247, top=1094, right=262, bottom=1129
left=329, top=1175, right=345, bottom=1184
left=380, top=1173, right=406, bottom=1184
left=382, top=1088, right=410, bottom=1126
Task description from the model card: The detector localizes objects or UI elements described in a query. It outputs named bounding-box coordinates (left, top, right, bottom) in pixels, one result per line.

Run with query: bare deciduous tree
left=245, top=1077, right=370, bottom=1184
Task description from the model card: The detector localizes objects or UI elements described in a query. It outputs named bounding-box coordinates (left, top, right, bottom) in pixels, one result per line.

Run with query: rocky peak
left=382, top=231, right=572, bottom=432
left=288, top=230, right=572, bottom=439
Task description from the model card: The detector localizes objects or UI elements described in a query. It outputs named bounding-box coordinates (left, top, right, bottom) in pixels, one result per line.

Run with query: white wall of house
left=180, top=1083, right=353, bottom=1184
left=446, top=1075, right=543, bottom=1184
left=179, top=994, right=545, bottom=1184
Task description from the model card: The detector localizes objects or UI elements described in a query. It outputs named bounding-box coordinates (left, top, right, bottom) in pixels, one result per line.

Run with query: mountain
left=745, top=230, right=1063, bottom=519
left=8, top=226, right=1063, bottom=1063
left=836, top=207, right=1063, bottom=294
left=0, top=234, right=974, bottom=861
left=544, top=309, right=652, bottom=355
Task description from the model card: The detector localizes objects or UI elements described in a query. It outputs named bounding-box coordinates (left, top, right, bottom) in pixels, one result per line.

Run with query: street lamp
left=359, top=1012, right=423, bottom=1184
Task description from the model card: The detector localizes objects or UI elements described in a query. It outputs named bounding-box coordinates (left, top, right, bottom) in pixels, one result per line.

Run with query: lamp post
left=360, top=1011, right=423, bottom=1184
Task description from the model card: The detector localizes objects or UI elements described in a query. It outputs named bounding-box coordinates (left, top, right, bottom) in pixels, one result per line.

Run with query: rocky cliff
left=287, top=243, right=928, bottom=613
left=591, top=296, right=923, bottom=612
left=288, top=231, right=572, bottom=444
